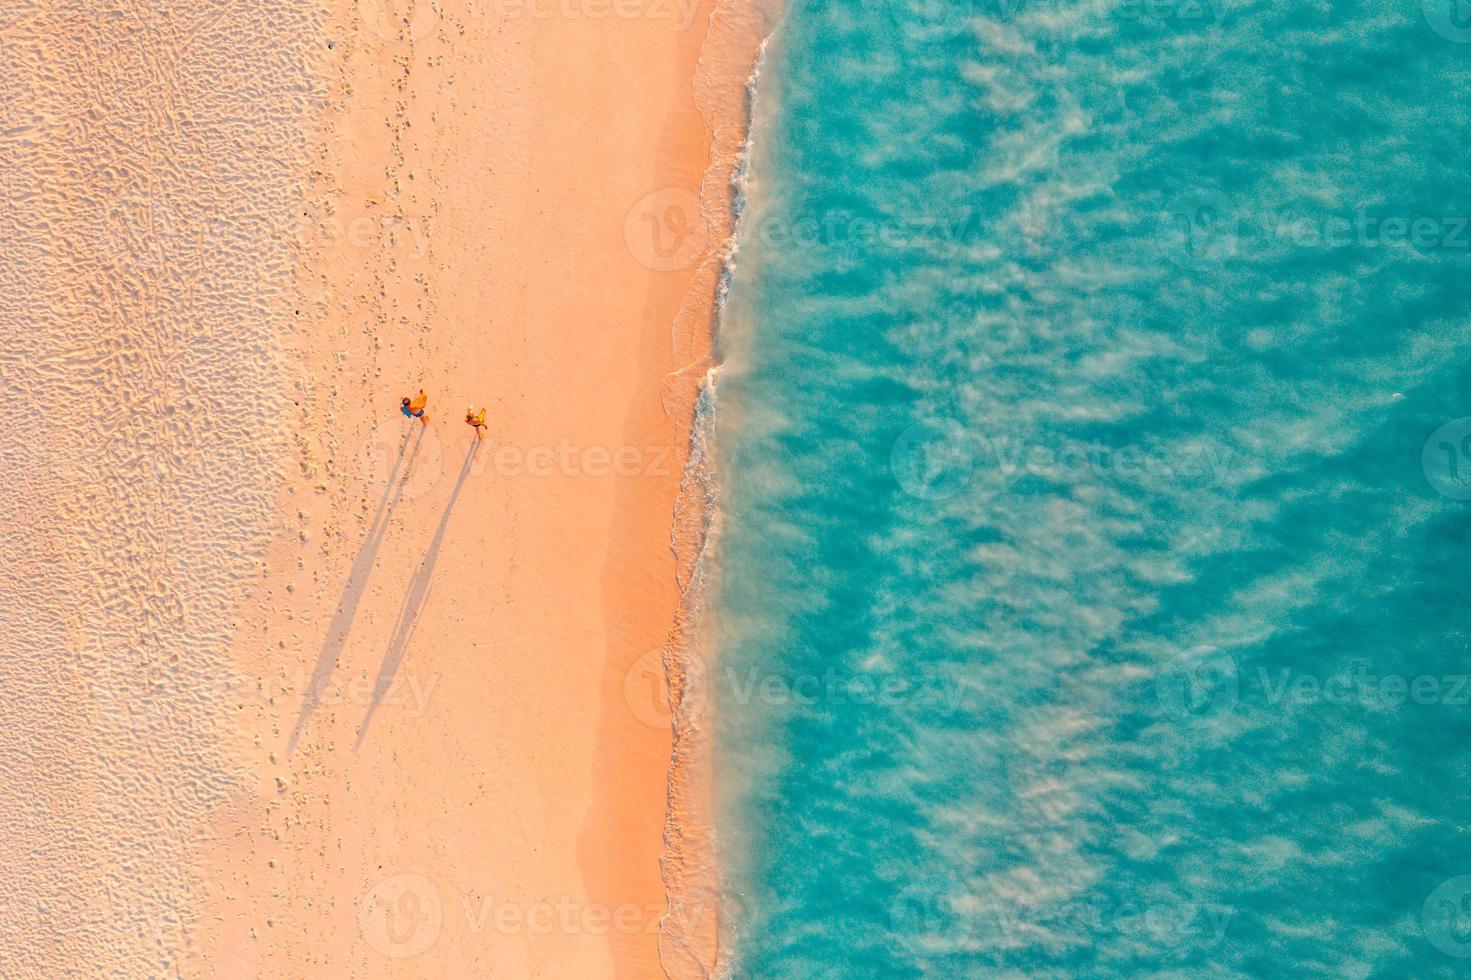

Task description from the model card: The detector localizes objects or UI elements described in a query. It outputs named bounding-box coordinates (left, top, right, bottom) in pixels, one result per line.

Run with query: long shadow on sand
left=286, top=425, right=424, bottom=755
left=355, top=439, right=476, bottom=750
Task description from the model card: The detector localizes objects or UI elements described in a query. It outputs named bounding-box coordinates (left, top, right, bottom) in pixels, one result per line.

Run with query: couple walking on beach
left=401, top=389, right=487, bottom=439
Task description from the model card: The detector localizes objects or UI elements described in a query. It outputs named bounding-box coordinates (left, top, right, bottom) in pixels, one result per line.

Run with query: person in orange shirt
left=465, top=406, right=487, bottom=439
left=401, top=390, right=428, bottom=424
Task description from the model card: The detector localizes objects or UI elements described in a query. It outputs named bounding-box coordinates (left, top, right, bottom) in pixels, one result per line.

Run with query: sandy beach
left=0, top=0, right=766, bottom=975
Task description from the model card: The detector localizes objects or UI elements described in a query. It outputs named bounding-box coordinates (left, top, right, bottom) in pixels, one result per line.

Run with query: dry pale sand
left=0, top=0, right=769, bottom=976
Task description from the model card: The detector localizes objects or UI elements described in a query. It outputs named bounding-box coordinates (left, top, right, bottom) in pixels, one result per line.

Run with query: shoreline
left=641, top=2, right=778, bottom=976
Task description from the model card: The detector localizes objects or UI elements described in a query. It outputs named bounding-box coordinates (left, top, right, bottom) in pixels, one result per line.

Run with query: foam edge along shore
left=658, top=1, right=781, bottom=976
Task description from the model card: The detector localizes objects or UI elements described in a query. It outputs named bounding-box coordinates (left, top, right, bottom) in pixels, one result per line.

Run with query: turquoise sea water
left=712, top=0, right=1471, bottom=976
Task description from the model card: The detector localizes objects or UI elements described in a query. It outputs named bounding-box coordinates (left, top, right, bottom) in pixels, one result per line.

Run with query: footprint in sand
left=358, top=0, right=438, bottom=45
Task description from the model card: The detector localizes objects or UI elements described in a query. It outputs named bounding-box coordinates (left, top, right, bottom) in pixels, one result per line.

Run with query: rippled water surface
left=713, top=1, right=1471, bottom=975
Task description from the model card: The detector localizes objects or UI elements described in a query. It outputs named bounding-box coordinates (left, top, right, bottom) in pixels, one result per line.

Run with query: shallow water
left=713, top=0, right=1471, bottom=975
